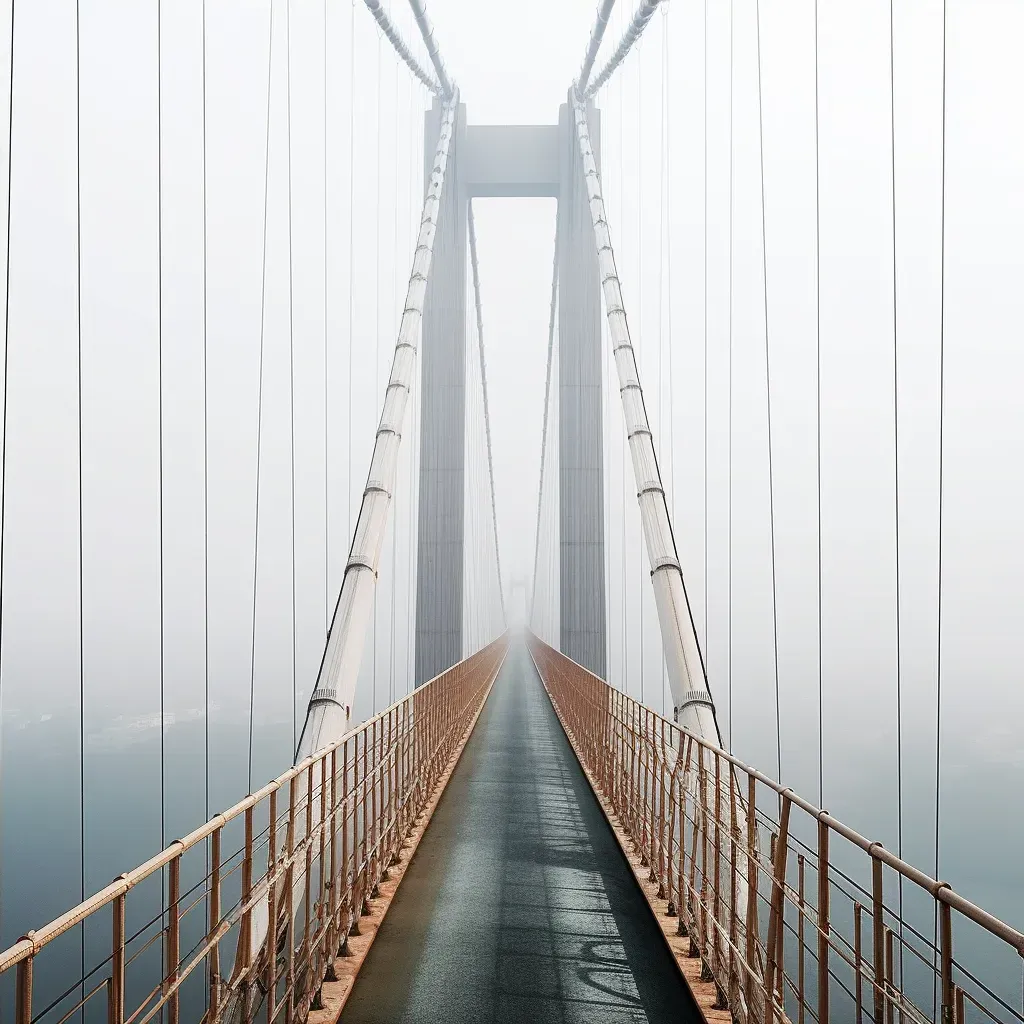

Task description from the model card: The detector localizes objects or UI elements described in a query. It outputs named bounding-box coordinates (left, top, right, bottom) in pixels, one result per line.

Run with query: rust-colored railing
left=0, top=634, right=508, bottom=1024
left=528, top=633, right=1024, bottom=1024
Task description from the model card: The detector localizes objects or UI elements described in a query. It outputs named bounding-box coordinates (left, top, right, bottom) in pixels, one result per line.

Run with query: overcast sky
left=0, top=0, right=1022, bottom=966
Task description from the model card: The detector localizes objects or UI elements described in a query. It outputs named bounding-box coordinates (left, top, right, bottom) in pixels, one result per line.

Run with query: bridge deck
left=339, top=641, right=701, bottom=1023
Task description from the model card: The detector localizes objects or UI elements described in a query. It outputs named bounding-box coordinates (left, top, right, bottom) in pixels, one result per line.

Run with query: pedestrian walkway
left=340, top=640, right=701, bottom=1024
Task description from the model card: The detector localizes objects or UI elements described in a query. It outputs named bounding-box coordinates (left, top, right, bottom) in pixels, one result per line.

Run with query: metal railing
left=0, top=634, right=508, bottom=1024
left=528, top=633, right=1024, bottom=1024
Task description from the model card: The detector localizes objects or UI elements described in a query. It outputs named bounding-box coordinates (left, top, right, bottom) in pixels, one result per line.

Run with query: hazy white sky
left=0, top=0, right=1022, bottom=956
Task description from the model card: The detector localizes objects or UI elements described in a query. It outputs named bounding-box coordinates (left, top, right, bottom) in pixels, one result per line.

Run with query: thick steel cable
left=407, top=0, right=454, bottom=100
left=467, top=202, right=506, bottom=626
left=576, top=0, right=617, bottom=96
left=528, top=229, right=559, bottom=630
left=571, top=93, right=717, bottom=740
left=363, top=0, right=442, bottom=97
left=0, top=0, right=15, bottom=948
left=296, top=94, right=458, bottom=756
left=754, top=0, right=782, bottom=784
left=248, top=0, right=274, bottom=791
left=584, top=0, right=664, bottom=100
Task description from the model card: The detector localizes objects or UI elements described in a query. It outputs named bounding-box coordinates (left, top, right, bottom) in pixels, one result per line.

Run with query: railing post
left=817, top=816, right=830, bottom=1024
left=871, top=845, right=886, bottom=1024
left=15, top=949, right=32, bottom=1024
left=326, top=747, right=339, bottom=979
left=939, top=896, right=954, bottom=1024
left=854, top=902, right=863, bottom=1024
left=797, top=855, right=805, bottom=1024
left=764, top=792, right=792, bottom=1024
left=287, top=774, right=298, bottom=1024
left=266, top=788, right=278, bottom=1024
left=744, top=773, right=758, bottom=1019
left=209, top=826, right=222, bottom=1016
left=167, top=852, right=181, bottom=1024
left=240, top=807, right=254, bottom=973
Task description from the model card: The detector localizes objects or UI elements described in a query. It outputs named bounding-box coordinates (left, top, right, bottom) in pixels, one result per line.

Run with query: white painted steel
left=583, top=0, right=664, bottom=100
left=363, top=0, right=443, bottom=96
left=570, top=93, right=715, bottom=744
left=576, top=0, right=618, bottom=96
left=408, top=0, right=454, bottom=100
left=295, top=97, right=458, bottom=762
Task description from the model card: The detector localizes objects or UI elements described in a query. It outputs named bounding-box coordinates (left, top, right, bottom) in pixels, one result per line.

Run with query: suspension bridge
left=0, top=1, right=1021, bottom=1023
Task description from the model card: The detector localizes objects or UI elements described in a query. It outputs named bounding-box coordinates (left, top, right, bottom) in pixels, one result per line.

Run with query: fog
left=0, top=0, right=1021, bottom=1000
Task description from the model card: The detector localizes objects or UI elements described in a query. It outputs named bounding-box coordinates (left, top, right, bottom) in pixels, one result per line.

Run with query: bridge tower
left=415, top=96, right=606, bottom=683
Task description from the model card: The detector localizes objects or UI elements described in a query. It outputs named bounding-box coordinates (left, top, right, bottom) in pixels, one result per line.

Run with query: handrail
left=0, top=634, right=509, bottom=1024
left=528, top=631, right=1024, bottom=1024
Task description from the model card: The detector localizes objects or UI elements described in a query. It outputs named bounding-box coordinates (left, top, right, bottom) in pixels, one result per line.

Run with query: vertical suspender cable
left=286, top=0, right=297, bottom=757
left=636, top=42, right=644, bottom=705
left=248, top=0, right=274, bottom=791
left=324, top=0, right=330, bottom=637
left=754, top=0, right=782, bottom=782
left=0, top=0, right=16, bottom=947
left=201, top=0, right=210, bottom=837
left=888, top=0, right=905, bottom=975
left=75, top=0, right=85, bottom=989
left=347, top=0, right=355, bottom=564
left=372, top=30, right=381, bottom=712
left=468, top=202, right=506, bottom=627
left=664, top=6, right=676, bottom=716
left=390, top=57, right=399, bottom=705
left=933, top=2, right=947, bottom=1015
left=157, top=0, right=166, bottom=856
left=813, top=0, right=822, bottom=805
left=702, top=0, right=709, bottom=692
left=658, top=7, right=667, bottom=715
left=727, top=0, right=734, bottom=751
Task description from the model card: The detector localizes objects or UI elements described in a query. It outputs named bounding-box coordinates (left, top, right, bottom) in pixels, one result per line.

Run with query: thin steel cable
left=659, top=5, right=667, bottom=715
left=157, top=0, right=166, bottom=857
left=0, top=0, right=15, bottom=948
left=75, top=0, right=85, bottom=991
left=813, top=0, right=823, bottom=807
left=618, top=15, right=626, bottom=691
left=664, top=6, right=676, bottom=715
left=702, top=0, right=709, bottom=686
left=528, top=229, right=559, bottom=630
left=467, top=202, right=505, bottom=626
left=324, top=0, right=329, bottom=638
left=888, top=0, right=905, bottom=980
left=248, top=0, right=274, bottom=791
left=390, top=55, right=399, bottom=705
left=636, top=39, right=644, bottom=706
left=933, top=1, right=947, bottom=1015
left=347, top=0, right=355, bottom=570
left=372, top=29, right=381, bottom=712
left=286, top=0, right=297, bottom=754
left=727, top=0, right=734, bottom=752
left=754, top=0, right=782, bottom=782
left=201, top=0, right=210, bottom=835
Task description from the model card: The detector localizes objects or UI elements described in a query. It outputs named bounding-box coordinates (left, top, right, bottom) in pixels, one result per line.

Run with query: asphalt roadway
left=339, top=640, right=701, bottom=1024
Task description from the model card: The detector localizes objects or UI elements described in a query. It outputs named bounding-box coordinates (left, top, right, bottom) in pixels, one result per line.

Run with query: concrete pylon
left=414, top=99, right=606, bottom=682
left=557, top=97, right=606, bottom=677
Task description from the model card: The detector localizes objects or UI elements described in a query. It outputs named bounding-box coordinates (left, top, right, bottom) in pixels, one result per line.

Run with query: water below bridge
left=340, top=641, right=701, bottom=1024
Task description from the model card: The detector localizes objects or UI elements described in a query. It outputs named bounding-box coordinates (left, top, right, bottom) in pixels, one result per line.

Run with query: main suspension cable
left=584, top=0, right=665, bottom=100
left=576, top=0, right=618, bottom=96
left=407, top=0, right=454, bottom=100
left=363, top=0, right=442, bottom=97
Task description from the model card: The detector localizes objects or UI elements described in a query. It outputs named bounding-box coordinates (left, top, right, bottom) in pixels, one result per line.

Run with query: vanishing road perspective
left=1, top=2, right=1022, bottom=1024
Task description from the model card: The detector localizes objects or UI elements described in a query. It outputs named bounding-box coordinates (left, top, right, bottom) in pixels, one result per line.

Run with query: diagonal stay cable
left=467, top=201, right=506, bottom=626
